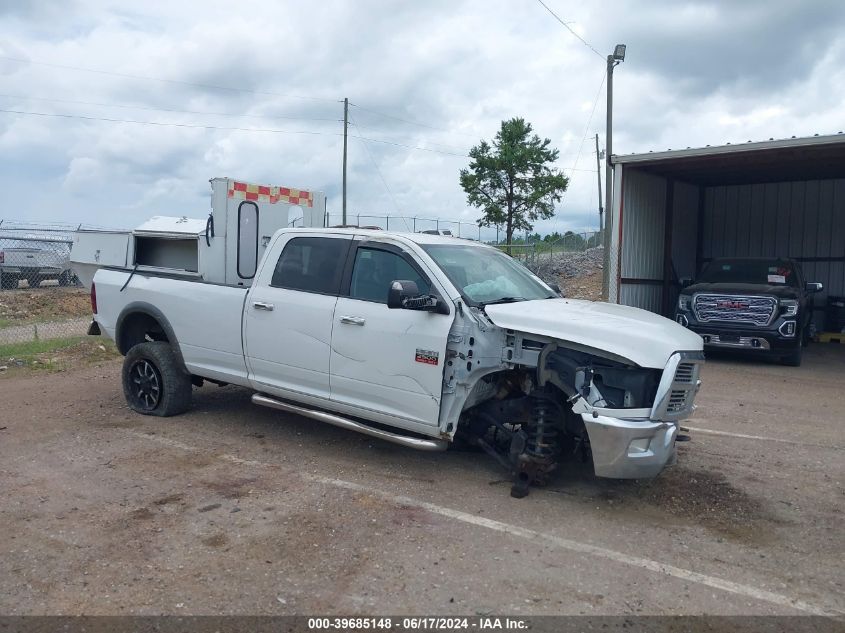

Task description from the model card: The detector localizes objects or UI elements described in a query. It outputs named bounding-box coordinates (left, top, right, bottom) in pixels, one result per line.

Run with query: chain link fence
left=0, top=218, right=603, bottom=349
left=0, top=223, right=92, bottom=346
left=323, top=213, right=500, bottom=241
left=496, top=230, right=603, bottom=270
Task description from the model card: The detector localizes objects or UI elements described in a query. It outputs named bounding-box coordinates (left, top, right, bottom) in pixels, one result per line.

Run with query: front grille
left=666, top=390, right=688, bottom=414
left=674, top=362, right=696, bottom=384
left=693, top=294, right=777, bottom=326
left=653, top=354, right=703, bottom=420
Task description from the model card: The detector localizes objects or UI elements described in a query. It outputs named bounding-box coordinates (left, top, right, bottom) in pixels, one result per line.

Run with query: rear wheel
left=122, top=341, right=192, bottom=416
left=0, top=274, right=19, bottom=290
left=26, top=276, right=40, bottom=289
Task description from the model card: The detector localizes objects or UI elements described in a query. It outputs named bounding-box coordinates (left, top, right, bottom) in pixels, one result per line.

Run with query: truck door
left=244, top=234, right=351, bottom=399
left=330, top=242, right=454, bottom=427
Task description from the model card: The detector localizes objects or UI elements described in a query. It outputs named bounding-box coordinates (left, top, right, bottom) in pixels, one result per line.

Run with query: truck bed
left=94, top=269, right=251, bottom=385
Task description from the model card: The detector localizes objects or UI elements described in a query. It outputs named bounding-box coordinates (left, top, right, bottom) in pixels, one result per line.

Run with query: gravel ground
left=0, top=343, right=843, bottom=617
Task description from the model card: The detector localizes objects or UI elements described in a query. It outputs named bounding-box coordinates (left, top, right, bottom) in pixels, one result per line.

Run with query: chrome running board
left=251, top=393, right=448, bottom=452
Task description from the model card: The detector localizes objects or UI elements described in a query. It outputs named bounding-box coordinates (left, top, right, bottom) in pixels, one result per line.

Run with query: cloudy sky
left=1, top=0, right=844, bottom=239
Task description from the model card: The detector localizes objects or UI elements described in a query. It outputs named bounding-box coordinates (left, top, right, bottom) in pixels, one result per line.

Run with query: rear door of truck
left=243, top=232, right=353, bottom=400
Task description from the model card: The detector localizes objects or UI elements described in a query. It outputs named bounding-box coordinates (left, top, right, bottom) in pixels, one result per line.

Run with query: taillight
left=90, top=282, right=98, bottom=314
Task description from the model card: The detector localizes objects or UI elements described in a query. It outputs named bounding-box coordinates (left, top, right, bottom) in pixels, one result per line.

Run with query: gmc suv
left=675, top=257, right=822, bottom=366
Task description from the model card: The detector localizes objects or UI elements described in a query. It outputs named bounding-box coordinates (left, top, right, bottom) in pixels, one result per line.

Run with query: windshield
left=422, top=244, right=555, bottom=305
left=698, top=259, right=799, bottom=287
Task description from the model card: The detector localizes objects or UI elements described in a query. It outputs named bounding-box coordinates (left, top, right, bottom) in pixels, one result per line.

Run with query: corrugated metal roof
left=611, top=133, right=845, bottom=185
left=612, top=132, right=845, bottom=165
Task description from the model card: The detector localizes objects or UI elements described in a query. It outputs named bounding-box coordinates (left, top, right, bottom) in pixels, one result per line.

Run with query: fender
left=115, top=301, right=189, bottom=374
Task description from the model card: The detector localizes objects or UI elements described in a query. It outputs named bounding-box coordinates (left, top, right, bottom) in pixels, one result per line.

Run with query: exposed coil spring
left=525, top=397, right=560, bottom=460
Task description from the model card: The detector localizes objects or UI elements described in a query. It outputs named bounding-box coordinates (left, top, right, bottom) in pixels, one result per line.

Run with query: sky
left=1, top=0, right=844, bottom=240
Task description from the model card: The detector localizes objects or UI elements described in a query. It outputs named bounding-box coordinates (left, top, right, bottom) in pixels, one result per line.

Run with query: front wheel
left=122, top=341, right=192, bottom=416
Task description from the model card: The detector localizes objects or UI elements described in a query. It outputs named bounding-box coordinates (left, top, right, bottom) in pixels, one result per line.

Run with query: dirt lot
left=0, top=343, right=843, bottom=618
left=0, top=287, right=90, bottom=326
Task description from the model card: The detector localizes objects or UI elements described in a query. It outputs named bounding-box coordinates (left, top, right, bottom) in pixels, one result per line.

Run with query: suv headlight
left=678, top=294, right=691, bottom=311
left=779, top=299, right=798, bottom=317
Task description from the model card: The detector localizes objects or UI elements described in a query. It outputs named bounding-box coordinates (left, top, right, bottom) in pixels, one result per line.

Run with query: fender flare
left=115, top=302, right=189, bottom=374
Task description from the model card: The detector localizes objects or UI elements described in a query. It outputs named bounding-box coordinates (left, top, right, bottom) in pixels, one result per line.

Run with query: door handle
left=252, top=301, right=274, bottom=311
left=339, top=315, right=366, bottom=326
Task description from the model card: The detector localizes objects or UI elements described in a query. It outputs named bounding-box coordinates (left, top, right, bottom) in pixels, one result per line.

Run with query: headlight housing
left=678, top=294, right=691, bottom=311
left=779, top=299, right=798, bottom=317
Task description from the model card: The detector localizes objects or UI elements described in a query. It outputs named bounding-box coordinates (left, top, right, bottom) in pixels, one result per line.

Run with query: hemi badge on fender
left=415, top=349, right=439, bottom=365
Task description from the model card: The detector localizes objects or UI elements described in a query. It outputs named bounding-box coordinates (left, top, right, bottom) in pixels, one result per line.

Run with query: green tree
left=460, top=118, right=569, bottom=250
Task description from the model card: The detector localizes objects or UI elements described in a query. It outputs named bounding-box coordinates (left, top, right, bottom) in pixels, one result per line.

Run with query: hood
left=683, top=282, right=800, bottom=300
left=485, top=298, right=702, bottom=369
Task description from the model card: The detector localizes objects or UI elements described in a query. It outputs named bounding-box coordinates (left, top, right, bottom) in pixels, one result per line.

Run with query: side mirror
left=388, top=280, right=420, bottom=309
left=680, top=277, right=693, bottom=288
left=549, top=282, right=563, bottom=297
left=806, top=282, right=823, bottom=293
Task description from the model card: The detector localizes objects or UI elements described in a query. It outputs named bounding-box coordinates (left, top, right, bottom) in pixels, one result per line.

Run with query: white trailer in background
left=71, top=177, right=327, bottom=289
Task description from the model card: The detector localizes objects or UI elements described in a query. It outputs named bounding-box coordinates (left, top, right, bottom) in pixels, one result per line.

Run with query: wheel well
left=117, top=311, right=170, bottom=355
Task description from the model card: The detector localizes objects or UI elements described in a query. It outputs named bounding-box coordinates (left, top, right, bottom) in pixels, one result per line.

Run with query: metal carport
left=605, top=133, right=845, bottom=331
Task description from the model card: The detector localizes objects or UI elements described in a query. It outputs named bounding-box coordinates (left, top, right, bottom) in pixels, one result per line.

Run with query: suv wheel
left=122, top=341, right=192, bottom=416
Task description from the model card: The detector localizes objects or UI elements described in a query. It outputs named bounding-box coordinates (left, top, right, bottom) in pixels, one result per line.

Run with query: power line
left=347, top=132, right=469, bottom=157
left=0, top=93, right=341, bottom=122
left=350, top=120, right=471, bottom=153
left=534, top=0, right=604, bottom=59
left=349, top=118, right=412, bottom=232
left=0, top=108, right=343, bottom=136
left=348, top=101, right=478, bottom=138
left=0, top=107, right=470, bottom=158
left=0, top=93, right=340, bottom=122
left=0, top=55, right=338, bottom=103
left=566, top=71, right=606, bottom=176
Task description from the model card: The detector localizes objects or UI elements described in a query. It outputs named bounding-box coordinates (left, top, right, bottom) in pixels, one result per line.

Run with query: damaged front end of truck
left=440, top=299, right=704, bottom=498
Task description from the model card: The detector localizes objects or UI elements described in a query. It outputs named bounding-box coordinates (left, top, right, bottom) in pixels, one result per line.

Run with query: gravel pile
left=533, top=246, right=604, bottom=285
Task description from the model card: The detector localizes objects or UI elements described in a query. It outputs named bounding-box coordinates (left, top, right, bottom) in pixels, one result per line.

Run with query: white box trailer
left=71, top=177, right=327, bottom=289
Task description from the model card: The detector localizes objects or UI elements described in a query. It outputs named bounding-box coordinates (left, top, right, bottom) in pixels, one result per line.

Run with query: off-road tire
left=122, top=341, right=192, bottom=416
left=0, top=275, right=19, bottom=290
left=26, top=276, right=40, bottom=289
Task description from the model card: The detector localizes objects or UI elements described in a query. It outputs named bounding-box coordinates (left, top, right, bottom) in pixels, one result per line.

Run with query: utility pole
left=603, top=44, right=626, bottom=300
left=595, top=133, right=604, bottom=233
left=342, top=97, right=348, bottom=225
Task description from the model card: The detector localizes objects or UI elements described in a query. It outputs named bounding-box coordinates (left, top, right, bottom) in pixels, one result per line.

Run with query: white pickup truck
left=0, top=239, right=75, bottom=289
left=89, top=227, right=704, bottom=496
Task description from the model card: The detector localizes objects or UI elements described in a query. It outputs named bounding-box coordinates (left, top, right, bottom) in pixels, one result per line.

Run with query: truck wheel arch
left=115, top=302, right=188, bottom=374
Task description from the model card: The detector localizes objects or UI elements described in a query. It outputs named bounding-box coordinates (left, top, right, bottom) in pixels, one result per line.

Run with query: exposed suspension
left=511, top=394, right=562, bottom=498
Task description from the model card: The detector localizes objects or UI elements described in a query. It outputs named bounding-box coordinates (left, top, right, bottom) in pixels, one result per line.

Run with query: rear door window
left=270, top=237, right=350, bottom=295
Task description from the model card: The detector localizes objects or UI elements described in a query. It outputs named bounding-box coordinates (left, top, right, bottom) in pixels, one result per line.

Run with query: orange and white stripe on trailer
left=227, top=180, right=314, bottom=207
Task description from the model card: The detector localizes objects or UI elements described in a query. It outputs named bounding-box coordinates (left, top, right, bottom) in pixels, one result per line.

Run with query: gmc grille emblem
left=717, top=300, right=749, bottom=309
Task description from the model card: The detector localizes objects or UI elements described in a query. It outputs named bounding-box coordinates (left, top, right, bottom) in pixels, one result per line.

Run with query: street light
left=613, top=44, right=626, bottom=61
left=602, top=43, right=626, bottom=300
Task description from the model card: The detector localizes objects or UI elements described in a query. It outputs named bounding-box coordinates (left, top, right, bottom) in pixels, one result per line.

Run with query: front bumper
left=573, top=350, right=703, bottom=479
left=582, top=415, right=678, bottom=479
left=685, top=323, right=799, bottom=353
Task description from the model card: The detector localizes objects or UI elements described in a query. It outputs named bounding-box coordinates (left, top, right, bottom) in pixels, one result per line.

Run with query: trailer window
left=237, top=201, right=259, bottom=279
left=271, top=237, right=349, bottom=295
